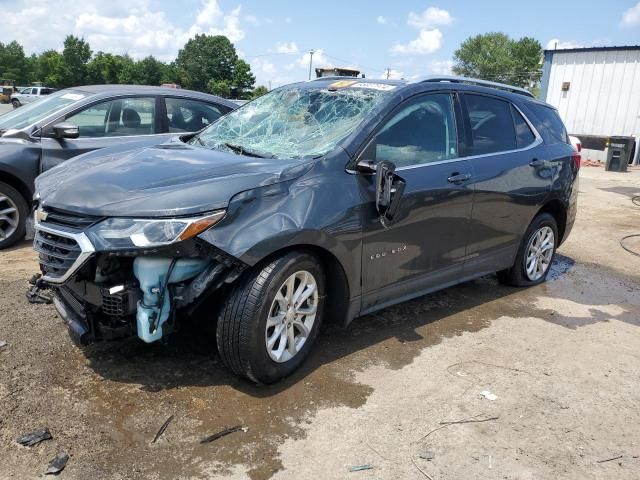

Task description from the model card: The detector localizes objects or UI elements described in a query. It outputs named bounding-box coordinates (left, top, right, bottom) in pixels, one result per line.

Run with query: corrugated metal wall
left=542, top=48, right=640, bottom=163
left=544, top=49, right=640, bottom=137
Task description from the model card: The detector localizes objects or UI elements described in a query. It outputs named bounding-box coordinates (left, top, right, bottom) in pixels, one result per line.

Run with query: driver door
left=358, top=92, right=474, bottom=312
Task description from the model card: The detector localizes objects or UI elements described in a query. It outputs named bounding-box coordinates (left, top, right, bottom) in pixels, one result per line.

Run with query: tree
left=61, top=35, right=92, bottom=86
left=452, top=33, right=542, bottom=88
left=176, top=34, right=240, bottom=92
left=251, top=85, right=269, bottom=99
left=0, top=41, right=30, bottom=83
left=34, top=50, right=66, bottom=87
left=207, top=79, right=232, bottom=98
left=232, top=59, right=256, bottom=99
left=87, top=52, right=126, bottom=84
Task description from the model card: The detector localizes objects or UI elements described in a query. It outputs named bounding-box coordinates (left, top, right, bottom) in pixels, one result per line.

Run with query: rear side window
left=527, top=103, right=568, bottom=144
left=165, top=97, right=227, bottom=133
left=465, top=94, right=516, bottom=155
left=511, top=105, right=536, bottom=148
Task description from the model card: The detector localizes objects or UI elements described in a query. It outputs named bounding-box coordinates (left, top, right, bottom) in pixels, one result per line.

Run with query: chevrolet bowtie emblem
left=36, top=208, right=48, bottom=222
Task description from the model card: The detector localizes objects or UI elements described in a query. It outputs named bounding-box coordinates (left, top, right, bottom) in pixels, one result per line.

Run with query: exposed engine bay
left=31, top=209, right=245, bottom=346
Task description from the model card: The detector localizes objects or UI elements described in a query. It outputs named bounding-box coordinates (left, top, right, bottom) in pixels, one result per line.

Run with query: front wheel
left=497, top=212, right=558, bottom=286
left=216, top=251, right=325, bottom=384
left=11, top=99, right=20, bottom=108
left=0, top=181, right=28, bottom=249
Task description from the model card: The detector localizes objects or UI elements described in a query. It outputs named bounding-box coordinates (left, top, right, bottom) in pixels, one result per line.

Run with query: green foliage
left=207, top=79, right=232, bottom=98
left=0, top=41, right=30, bottom=83
left=233, top=59, right=256, bottom=99
left=61, top=35, right=92, bottom=87
left=452, top=32, right=543, bottom=88
left=0, top=34, right=256, bottom=98
left=176, top=34, right=239, bottom=91
left=251, top=85, right=269, bottom=99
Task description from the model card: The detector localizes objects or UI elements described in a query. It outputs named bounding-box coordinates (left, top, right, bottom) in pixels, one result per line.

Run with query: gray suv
left=32, top=76, right=579, bottom=384
left=0, top=85, right=235, bottom=248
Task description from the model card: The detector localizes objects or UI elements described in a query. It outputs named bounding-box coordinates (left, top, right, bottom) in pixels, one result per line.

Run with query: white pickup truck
left=10, top=86, right=55, bottom=108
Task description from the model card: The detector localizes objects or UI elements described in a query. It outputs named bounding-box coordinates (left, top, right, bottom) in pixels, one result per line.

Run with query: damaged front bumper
left=32, top=208, right=244, bottom=347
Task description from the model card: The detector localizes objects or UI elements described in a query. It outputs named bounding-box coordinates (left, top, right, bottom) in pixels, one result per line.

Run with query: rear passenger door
left=460, top=93, right=551, bottom=276
left=161, top=97, right=231, bottom=134
left=39, top=96, right=169, bottom=172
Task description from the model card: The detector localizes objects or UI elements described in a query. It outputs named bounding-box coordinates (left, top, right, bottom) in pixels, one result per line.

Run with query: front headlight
left=86, top=210, right=225, bottom=250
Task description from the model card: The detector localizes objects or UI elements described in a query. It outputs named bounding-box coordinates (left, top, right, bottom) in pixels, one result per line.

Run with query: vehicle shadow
left=80, top=253, right=635, bottom=396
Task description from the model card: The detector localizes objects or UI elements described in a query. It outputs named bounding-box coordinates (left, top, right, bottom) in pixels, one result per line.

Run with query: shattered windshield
left=191, top=85, right=392, bottom=159
left=0, top=90, right=91, bottom=133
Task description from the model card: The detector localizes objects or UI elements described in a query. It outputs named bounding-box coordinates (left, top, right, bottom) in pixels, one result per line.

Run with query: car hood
left=36, top=139, right=314, bottom=217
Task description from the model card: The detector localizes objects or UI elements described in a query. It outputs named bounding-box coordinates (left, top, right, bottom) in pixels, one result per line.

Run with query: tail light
left=572, top=151, right=581, bottom=169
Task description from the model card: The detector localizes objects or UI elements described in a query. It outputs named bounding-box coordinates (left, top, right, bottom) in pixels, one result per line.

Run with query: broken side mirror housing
left=375, top=160, right=406, bottom=226
left=52, top=122, right=80, bottom=139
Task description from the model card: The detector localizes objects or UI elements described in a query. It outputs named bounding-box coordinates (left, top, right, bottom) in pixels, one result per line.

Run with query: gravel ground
left=0, top=104, right=13, bottom=116
left=1, top=166, right=639, bottom=479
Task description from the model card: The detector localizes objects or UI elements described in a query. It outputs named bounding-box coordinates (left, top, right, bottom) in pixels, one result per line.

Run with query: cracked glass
left=191, top=86, right=391, bottom=159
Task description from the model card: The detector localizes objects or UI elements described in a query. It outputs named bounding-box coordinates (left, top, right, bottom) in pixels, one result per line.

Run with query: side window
left=66, top=97, right=156, bottom=138
left=31, top=88, right=38, bottom=95
left=527, top=103, right=569, bottom=145
left=165, top=97, right=226, bottom=133
left=465, top=94, right=516, bottom=155
left=373, top=93, right=457, bottom=168
left=511, top=105, right=536, bottom=148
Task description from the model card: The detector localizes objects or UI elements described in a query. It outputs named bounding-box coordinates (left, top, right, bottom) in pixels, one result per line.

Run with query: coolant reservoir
left=133, top=257, right=209, bottom=343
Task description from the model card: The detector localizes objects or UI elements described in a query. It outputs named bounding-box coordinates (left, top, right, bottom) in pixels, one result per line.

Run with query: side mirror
left=375, top=160, right=406, bottom=227
left=52, top=122, right=79, bottom=139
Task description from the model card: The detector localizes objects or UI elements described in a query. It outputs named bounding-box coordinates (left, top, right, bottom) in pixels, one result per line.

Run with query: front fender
left=197, top=159, right=364, bottom=298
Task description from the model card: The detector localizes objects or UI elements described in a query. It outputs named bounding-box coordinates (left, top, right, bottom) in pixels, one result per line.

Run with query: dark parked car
left=33, top=76, right=579, bottom=384
left=0, top=85, right=236, bottom=248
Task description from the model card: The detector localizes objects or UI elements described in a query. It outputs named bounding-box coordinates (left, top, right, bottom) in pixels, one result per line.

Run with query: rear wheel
left=497, top=213, right=558, bottom=286
left=0, top=182, right=28, bottom=249
left=216, top=251, right=325, bottom=384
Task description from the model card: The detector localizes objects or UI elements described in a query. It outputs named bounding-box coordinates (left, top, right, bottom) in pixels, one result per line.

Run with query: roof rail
left=308, top=76, right=361, bottom=82
left=416, top=75, right=534, bottom=98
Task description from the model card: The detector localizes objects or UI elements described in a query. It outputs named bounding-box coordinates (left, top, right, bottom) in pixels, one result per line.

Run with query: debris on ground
left=0, top=340, right=7, bottom=350
left=16, top=428, right=52, bottom=447
left=200, top=425, right=247, bottom=444
left=152, top=415, right=174, bottom=444
left=45, top=452, right=69, bottom=475
left=596, top=455, right=623, bottom=463
left=418, top=414, right=500, bottom=441
left=349, top=464, right=374, bottom=472
left=418, top=450, right=435, bottom=461
left=480, top=390, right=498, bottom=401
left=26, top=274, right=52, bottom=305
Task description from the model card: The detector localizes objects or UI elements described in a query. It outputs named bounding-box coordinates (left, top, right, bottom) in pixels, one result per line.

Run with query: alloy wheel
left=524, top=226, right=555, bottom=281
left=265, top=270, right=318, bottom=363
left=0, top=193, right=19, bottom=241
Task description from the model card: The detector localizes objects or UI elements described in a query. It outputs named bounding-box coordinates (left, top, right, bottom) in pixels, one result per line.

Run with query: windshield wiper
left=223, top=142, right=273, bottom=158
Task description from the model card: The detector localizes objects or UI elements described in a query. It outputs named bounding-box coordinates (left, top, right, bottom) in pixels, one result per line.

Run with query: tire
left=11, top=99, right=20, bottom=108
left=216, top=251, right=325, bottom=384
left=497, top=212, right=558, bottom=287
left=0, top=181, right=28, bottom=249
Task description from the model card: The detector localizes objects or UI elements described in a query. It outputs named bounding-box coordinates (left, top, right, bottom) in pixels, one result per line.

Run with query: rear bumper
left=52, top=295, right=91, bottom=347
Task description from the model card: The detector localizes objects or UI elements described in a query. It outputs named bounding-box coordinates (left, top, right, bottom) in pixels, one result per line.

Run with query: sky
left=1, top=0, right=639, bottom=88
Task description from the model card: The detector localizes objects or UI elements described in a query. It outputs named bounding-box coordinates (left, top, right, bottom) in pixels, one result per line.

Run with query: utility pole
left=308, top=49, right=315, bottom=80
left=386, top=68, right=391, bottom=80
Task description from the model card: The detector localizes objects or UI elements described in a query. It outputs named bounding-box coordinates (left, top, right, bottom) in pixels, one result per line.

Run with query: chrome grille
left=40, top=207, right=102, bottom=232
left=34, top=230, right=82, bottom=280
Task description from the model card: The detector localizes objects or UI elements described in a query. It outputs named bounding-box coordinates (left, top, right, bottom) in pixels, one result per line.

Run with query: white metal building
left=540, top=46, right=640, bottom=164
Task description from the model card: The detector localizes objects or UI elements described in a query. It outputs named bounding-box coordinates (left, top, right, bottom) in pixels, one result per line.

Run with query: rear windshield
left=192, top=85, right=392, bottom=159
left=0, top=90, right=91, bottom=133
left=527, top=103, right=569, bottom=145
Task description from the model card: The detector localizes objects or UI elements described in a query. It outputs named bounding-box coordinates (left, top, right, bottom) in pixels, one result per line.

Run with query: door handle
left=529, top=159, right=546, bottom=167
left=447, top=172, right=472, bottom=184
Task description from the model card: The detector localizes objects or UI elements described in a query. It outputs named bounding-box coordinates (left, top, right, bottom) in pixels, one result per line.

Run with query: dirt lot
left=1, top=166, right=639, bottom=479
